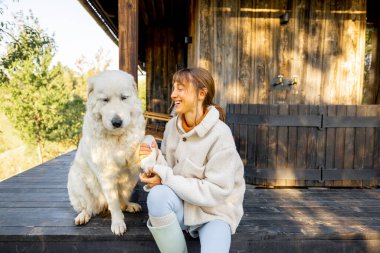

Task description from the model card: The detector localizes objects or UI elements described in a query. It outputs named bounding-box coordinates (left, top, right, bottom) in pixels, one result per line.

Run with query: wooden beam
left=118, top=0, right=138, bottom=81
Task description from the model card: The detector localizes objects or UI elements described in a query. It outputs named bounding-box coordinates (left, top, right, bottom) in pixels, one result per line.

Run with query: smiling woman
left=138, top=67, right=245, bottom=253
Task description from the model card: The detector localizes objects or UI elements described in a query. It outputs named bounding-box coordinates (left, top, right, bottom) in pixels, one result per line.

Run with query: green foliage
left=55, top=94, right=86, bottom=146
left=0, top=12, right=85, bottom=150
left=138, top=76, right=147, bottom=112
left=0, top=112, right=23, bottom=153
left=0, top=7, right=119, bottom=177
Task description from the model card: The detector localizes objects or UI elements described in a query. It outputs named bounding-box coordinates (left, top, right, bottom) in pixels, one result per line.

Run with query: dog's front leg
left=98, top=175, right=126, bottom=235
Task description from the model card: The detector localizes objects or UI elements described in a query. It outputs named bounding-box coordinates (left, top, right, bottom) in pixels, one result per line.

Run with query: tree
left=72, top=47, right=113, bottom=98
left=0, top=12, right=85, bottom=162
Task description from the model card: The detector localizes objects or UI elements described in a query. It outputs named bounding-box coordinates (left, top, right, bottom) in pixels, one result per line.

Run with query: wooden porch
left=1, top=151, right=380, bottom=252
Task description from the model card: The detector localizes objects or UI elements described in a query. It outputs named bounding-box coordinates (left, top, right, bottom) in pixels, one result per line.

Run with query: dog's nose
left=111, top=116, right=123, bottom=128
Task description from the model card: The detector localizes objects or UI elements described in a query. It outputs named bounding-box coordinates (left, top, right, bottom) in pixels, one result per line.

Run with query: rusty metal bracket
left=318, top=164, right=325, bottom=183
left=318, top=113, right=325, bottom=130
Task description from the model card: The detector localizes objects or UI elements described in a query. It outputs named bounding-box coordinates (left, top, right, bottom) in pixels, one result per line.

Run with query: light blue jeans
left=147, top=185, right=231, bottom=253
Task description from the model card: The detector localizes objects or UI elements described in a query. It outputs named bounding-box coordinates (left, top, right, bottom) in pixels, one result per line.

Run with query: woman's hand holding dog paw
left=139, top=143, right=151, bottom=161
left=139, top=168, right=162, bottom=188
left=139, top=141, right=158, bottom=161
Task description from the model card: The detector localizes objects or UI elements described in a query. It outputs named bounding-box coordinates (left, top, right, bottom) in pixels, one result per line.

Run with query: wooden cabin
left=78, top=0, right=380, bottom=187
left=1, top=1, right=380, bottom=252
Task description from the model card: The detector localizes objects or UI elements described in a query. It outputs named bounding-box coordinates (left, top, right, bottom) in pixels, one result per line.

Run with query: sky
left=1, top=0, right=119, bottom=71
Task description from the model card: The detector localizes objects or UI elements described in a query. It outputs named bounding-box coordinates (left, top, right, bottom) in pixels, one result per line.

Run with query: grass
left=0, top=112, right=75, bottom=182
left=0, top=112, right=39, bottom=181
left=0, top=112, right=23, bottom=153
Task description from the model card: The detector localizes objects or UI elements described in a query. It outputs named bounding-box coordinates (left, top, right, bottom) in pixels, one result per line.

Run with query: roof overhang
left=77, top=0, right=119, bottom=45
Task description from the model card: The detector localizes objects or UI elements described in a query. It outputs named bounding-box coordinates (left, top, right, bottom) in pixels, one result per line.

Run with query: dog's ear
left=87, top=76, right=95, bottom=97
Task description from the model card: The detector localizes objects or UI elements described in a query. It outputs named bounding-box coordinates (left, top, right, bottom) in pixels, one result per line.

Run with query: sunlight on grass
left=0, top=111, right=76, bottom=182
left=138, top=74, right=146, bottom=112
left=0, top=112, right=23, bottom=153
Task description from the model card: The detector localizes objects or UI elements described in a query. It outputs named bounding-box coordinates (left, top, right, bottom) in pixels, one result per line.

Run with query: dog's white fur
left=67, top=70, right=145, bottom=235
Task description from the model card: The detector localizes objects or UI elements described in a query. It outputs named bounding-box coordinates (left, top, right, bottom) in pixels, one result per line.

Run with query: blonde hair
left=171, top=67, right=225, bottom=121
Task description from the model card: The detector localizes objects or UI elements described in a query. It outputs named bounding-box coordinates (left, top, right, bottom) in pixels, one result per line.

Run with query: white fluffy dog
left=67, top=70, right=146, bottom=235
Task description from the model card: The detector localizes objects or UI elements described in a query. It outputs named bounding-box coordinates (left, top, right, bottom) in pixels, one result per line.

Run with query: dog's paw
left=125, top=202, right=142, bottom=213
left=111, top=219, right=127, bottom=235
left=74, top=211, right=91, bottom=225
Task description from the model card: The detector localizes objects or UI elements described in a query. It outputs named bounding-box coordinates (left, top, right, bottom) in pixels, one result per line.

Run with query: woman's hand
left=139, top=141, right=158, bottom=161
left=139, top=168, right=162, bottom=188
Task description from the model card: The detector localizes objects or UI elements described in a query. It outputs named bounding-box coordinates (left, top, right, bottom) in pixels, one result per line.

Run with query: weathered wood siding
left=227, top=104, right=380, bottom=187
left=145, top=26, right=176, bottom=113
left=364, top=23, right=380, bottom=104
left=191, top=0, right=367, bottom=107
left=142, top=0, right=189, bottom=114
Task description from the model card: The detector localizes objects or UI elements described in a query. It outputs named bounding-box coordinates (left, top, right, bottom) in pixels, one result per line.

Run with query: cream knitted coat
left=152, top=106, right=245, bottom=234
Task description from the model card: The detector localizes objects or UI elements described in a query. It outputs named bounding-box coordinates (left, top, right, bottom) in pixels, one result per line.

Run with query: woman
left=139, top=67, right=245, bottom=253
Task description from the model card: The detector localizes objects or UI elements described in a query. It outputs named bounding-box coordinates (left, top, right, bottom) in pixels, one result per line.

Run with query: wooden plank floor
left=1, top=151, right=380, bottom=253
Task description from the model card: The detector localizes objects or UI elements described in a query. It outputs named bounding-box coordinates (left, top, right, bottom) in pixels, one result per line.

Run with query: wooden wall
left=145, top=26, right=175, bottom=113
left=191, top=0, right=367, bottom=107
left=227, top=104, right=380, bottom=187
left=365, top=0, right=380, bottom=104
left=141, top=0, right=189, bottom=114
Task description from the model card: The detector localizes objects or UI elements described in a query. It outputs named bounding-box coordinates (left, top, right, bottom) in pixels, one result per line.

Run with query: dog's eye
left=102, top=98, right=109, bottom=102
left=121, top=95, right=129, bottom=101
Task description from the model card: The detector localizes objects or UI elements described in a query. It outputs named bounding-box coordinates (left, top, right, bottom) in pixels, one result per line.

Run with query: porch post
left=118, top=0, right=138, bottom=81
